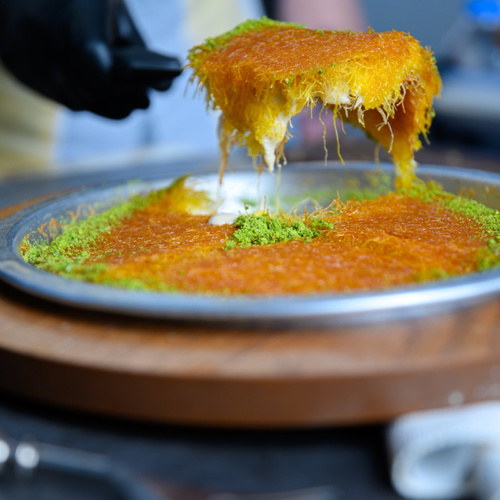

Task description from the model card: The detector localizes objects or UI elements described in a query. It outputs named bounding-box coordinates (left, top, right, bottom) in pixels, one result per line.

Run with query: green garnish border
left=20, top=178, right=500, bottom=292
left=188, top=17, right=305, bottom=60
left=401, top=181, right=500, bottom=271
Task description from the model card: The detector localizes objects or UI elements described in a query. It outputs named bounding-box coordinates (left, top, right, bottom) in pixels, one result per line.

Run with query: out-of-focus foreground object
left=0, top=0, right=181, bottom=119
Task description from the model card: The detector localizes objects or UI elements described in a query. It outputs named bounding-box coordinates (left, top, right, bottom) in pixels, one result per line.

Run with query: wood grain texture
left=1, top=201, right=500, bottom=428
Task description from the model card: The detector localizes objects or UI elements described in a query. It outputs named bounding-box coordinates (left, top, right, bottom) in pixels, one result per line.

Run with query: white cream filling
left=261, top=113, right=293, bottom=171
left=208, top=212, right=239, bottom=225
left=260, top=87, right=366, bottom=171
left=261, top=135, right=281, bottom=172
left=322, top=85, right=365, bottom=115
left=324, top=89, right=353, bottom=107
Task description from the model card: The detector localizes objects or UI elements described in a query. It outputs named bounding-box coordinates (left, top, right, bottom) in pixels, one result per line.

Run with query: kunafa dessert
left=21, top=179, right=500, bottom=295
left=20, top=20, right=500, bottom=297
left=187, top=18, right=442, bottom=187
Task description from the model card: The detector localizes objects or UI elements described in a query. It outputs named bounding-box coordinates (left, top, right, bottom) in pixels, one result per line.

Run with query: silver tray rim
left=2, top=161, right=500, bottom=326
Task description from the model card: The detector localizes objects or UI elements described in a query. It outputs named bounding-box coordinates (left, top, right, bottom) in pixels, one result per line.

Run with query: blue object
left=466, top=0, right=500, bottom=25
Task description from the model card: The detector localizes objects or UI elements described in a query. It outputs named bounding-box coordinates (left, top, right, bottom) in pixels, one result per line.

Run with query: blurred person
left=275, top=0, right=365, bottom=31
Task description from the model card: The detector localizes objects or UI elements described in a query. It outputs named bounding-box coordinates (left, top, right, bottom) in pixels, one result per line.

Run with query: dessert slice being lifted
left=187, top=17, right=441, bottom=188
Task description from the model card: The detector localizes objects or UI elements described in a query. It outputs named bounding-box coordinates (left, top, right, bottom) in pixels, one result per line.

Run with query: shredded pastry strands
left=187, top=18, right=442, bottom=188
left=21, top=179, right=500, bottom=295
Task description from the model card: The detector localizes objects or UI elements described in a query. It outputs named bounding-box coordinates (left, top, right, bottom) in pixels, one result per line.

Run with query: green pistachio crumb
left=225, top=213, right=334, bottom=250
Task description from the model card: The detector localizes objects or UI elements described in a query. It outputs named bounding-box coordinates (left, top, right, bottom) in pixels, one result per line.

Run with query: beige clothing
left=0, top=60, right=59, bottom=178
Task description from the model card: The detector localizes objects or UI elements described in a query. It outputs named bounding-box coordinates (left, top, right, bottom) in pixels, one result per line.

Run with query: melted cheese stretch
left=187, top=18, right=442, bottom=188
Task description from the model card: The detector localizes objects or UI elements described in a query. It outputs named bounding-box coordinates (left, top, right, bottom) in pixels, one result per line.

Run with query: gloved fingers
left=36, top=45, right=151, bottom=120
left=107, top=0, right=183, bottom=91
left=56, top=65, right=152, bottom=119
left=69, top=43, right=181, bottom=110
left=86, top=89, right=150, bottom=119
left=111, top=46, right=182, bottom=91
left=67, top=0, right=115, bottom=81
left=60, top=84, right=150, bottom=119
left=66, top=0, right=181, bottom=116
left=68, top=0, right=112, bottom=49
left=112, top=0, right=146, bottom=48
left=0, top=0, right=180, bottom=119
left=63, top=43, right=175, bottom=118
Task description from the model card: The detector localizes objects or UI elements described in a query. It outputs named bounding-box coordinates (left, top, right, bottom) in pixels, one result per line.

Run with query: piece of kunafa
left=187, top=18, right=442, bottom=187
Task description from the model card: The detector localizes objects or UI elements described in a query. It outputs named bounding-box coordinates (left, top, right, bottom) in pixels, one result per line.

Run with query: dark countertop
left=0, top=395, right=394, bottom=500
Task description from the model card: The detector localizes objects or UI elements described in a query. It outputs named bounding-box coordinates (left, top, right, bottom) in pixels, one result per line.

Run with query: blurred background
left=370, top=0, right=500, bottom=158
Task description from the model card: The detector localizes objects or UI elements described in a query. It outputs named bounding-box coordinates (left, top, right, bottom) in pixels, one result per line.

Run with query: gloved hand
left=0, top=0, right=182, bottom=119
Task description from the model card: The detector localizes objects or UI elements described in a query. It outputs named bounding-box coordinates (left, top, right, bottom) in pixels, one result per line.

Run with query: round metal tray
left=1, top=161, right=500, bottom=326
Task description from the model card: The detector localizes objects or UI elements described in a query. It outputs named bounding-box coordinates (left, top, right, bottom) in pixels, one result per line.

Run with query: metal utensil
left=0, top=434, right=338, bottom=500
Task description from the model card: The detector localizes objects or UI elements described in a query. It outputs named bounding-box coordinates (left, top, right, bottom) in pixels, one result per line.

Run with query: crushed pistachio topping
left=19, top=176, right=500, bottom=293
left=225, top=213, right=334, bottom=250
left=402, top=181, right=500, bottom=270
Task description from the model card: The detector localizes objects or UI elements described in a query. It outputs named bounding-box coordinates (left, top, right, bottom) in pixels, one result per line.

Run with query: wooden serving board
left=1, top=200, right=500, bottom=428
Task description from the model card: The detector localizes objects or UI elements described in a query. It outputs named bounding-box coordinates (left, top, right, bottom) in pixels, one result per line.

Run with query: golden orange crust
left=187, top=18, right=441, bottom=187
left=84, top=193, right=486, bottom=295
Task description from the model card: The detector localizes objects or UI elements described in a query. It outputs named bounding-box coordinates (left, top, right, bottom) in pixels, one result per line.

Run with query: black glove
left=0, top=0, right=182, bottom=119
